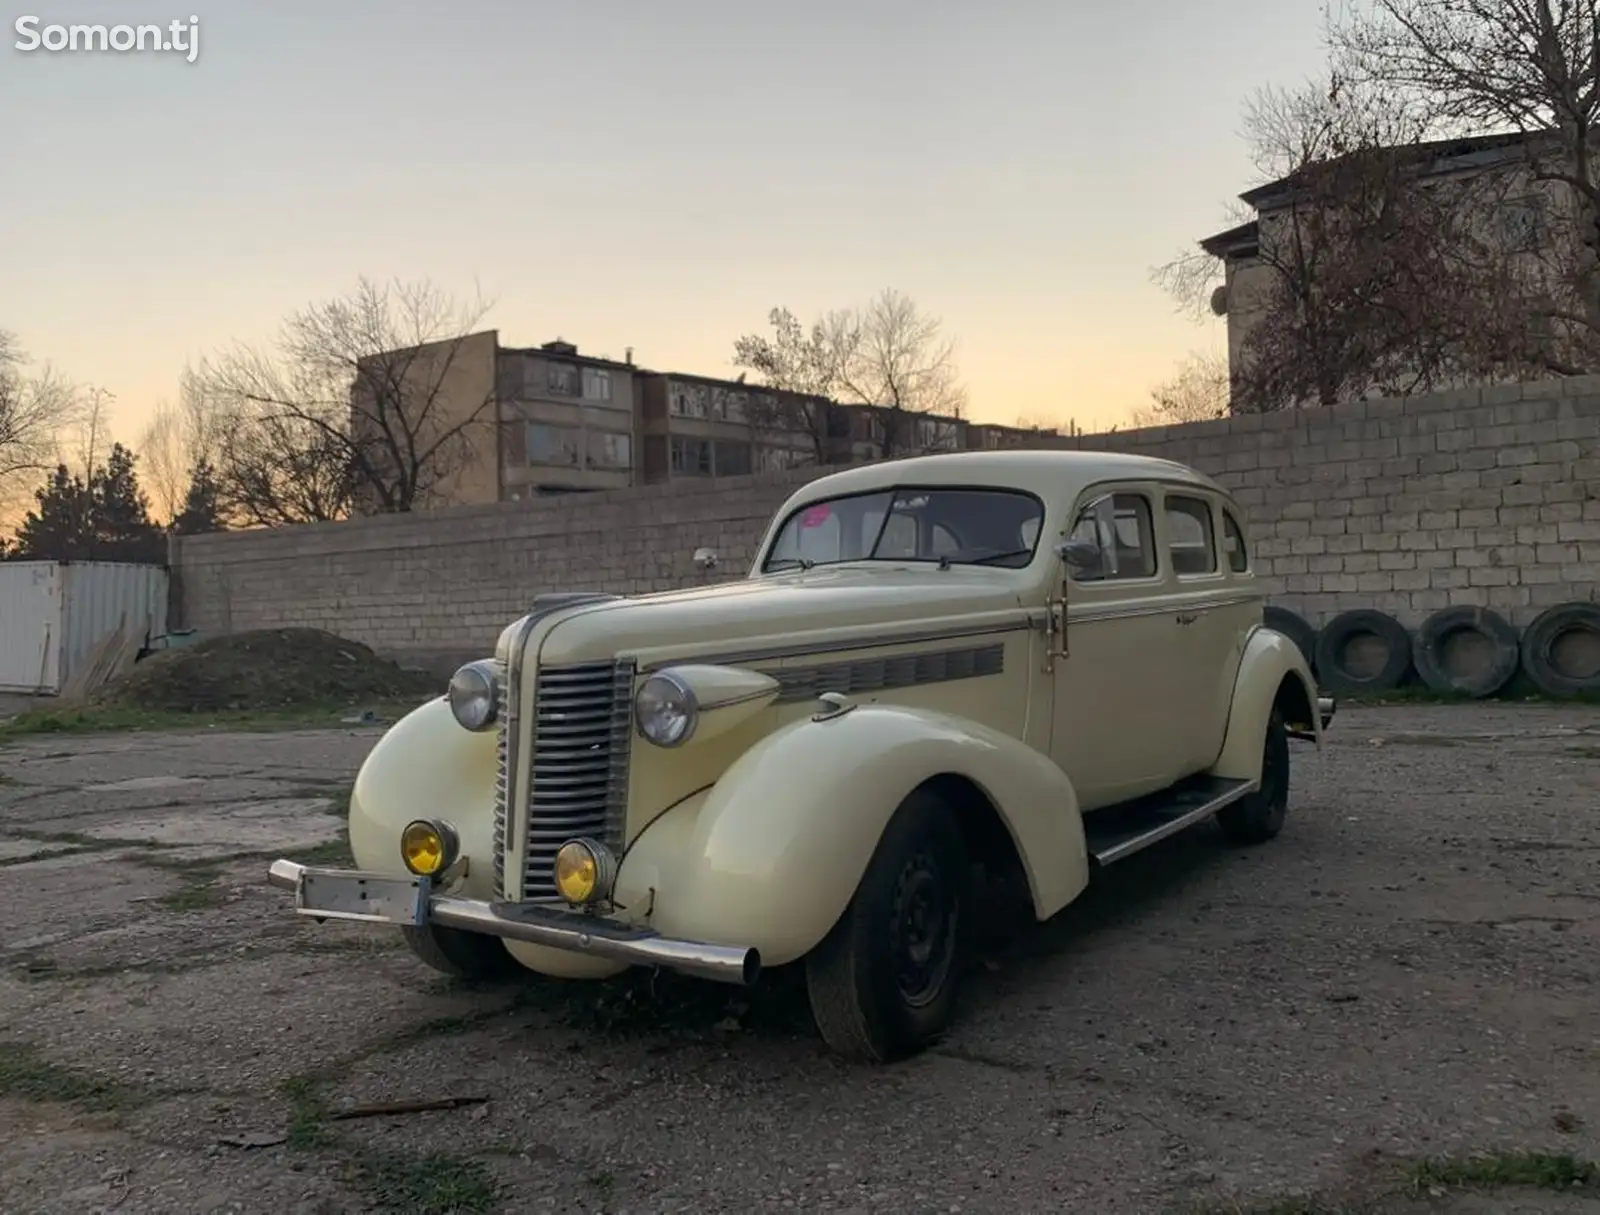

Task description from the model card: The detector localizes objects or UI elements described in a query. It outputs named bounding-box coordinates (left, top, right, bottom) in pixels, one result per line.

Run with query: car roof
left=779, top=448, right=1230, bottom=508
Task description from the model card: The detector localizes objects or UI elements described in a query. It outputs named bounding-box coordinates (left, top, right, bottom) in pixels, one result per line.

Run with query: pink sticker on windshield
left=800, top=505, right=832, bottom=528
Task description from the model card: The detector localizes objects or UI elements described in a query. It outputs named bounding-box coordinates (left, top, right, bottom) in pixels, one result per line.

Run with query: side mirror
left=693, top=547, right=719, bottom=571
left=1054, top=537, right=1103, bottom=573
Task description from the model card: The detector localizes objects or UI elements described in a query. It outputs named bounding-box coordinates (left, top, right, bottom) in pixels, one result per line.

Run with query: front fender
left=612, top=705, right=1089, bottom=968
left=348, top=695, right=499, bottom=901
left=1209, top=625, right=1321, bottom=782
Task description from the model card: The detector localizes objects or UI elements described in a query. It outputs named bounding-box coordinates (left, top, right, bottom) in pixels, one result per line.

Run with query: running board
left=1083, top=775, right=1257, bottom=866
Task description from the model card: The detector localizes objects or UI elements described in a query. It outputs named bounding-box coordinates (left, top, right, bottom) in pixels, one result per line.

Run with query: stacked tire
left=1262, top=600, right=1600, bottom=700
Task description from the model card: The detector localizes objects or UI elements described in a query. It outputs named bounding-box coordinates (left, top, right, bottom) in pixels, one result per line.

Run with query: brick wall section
left=170, top=376, right=1600, bottom=667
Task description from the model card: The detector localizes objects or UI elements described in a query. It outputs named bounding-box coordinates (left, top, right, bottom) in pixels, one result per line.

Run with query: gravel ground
left=0, top=703, right=1597, bottom=1214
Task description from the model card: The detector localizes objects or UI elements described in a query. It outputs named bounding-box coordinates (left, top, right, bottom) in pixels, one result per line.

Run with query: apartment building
left=495, top=339, right=638, bottom=498
left=351, top=328, right=1069, bottom=513
left=1199, top=128, right=1571, bottom=402
left=634, top=371, right=849, bottom=485
left=841, top=406, right=968, bottom=462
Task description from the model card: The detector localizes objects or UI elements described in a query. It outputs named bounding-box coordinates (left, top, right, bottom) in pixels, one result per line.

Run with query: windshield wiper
left=962, top=548, right=1035, bottom=567
left=765, top=556, right=815, bottom=571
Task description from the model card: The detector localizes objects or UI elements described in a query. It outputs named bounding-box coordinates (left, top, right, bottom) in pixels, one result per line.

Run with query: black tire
left=1217, top=708, right=1290, bottom=845
left=1413, top=605, right=1521, bottom=698
left=1264, top=604, right=1318, bottom=674
left=1314, top=609, right=1413, bottom=694
left=1519, top=602, right=1600, bottom=698
left=401, top=923, right=521, bottom=982
left=805, top=788, right=971, bottom=1064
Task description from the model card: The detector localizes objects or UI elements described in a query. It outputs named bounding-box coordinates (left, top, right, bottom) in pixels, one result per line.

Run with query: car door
left=1158, top=487, right=1240, bottom=773
left=1049, top=482, right=1186, bottom=810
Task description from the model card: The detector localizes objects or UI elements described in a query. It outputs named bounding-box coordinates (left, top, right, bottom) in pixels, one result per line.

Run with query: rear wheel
left=804, top=789, right=971, bottom=1063
left=401, top=923, right=521, bottom=981
left=1216, top=708, right=1290, bottom=845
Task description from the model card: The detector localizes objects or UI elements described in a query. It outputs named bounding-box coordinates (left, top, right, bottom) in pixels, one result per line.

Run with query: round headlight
left=553, top=837, right=617, bottom=905
left=400, top=818, right=459, bottom=877
left=633, top=671, right=697, bottom=747
left=447, top=660, right=498, bottom=731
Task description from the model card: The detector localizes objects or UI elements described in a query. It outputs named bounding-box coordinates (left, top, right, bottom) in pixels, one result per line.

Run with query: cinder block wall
left=169, top=377, right=1600, bottom=668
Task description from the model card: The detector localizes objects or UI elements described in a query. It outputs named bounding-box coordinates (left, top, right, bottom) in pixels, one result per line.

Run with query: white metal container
left=0, top=561, right=169, bottom=695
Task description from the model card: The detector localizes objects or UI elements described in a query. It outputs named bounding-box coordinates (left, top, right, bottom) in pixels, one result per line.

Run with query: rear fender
left=1209, top=625, right=1321, bottom=781
left=612, top=704, right=1089, bottom=968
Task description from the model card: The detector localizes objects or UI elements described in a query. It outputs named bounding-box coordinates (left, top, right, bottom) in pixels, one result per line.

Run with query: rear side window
left=1222, top=509, right=1249, bottom=573
left=1166, top=495, right=1218, bottom=576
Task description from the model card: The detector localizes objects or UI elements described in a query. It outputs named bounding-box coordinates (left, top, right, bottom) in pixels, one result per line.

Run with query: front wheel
left=804, top=789, right=971, bottom=1063
left=1216, top=708, right=1290, bottom=844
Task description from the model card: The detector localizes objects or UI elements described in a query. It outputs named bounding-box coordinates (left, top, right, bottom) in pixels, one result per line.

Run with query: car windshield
left=762, top=486, right=1045, bottom=572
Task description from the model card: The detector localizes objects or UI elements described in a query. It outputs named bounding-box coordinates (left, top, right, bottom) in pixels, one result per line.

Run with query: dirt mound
left=89, top=628, right=439, bottom=713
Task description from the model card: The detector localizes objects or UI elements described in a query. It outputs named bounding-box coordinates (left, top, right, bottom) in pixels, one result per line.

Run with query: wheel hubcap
left=890, top=849, right=957, bottom=1007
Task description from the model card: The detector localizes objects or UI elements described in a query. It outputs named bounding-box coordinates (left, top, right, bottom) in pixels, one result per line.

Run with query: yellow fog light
left=400, top=819, right=459, bottom=877
left=553, top=837, right=617, bottom=906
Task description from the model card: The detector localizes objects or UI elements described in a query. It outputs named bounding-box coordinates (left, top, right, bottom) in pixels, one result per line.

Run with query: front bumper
left=266, top=859, right=761, bottom=987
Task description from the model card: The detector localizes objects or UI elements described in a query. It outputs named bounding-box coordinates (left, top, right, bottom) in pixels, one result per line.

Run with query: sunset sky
left=3, top=0, right=1328, bottom=442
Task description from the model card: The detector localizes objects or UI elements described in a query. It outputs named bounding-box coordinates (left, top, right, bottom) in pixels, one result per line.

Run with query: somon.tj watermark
left=14, top=15, right=199, bottom=61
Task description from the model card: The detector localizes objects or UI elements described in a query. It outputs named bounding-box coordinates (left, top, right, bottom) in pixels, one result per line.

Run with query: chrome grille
left=491, top=657, right=510, bottom=896
left=520, top=659, right=636, bottom=900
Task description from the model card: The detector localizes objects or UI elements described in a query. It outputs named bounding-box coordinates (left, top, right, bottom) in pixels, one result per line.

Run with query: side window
left=1068, top=492, right=1157, bottom=582
left=1166, top=494, right=1218, bottom=576
left=1222, top=509, right=1249, bottom=573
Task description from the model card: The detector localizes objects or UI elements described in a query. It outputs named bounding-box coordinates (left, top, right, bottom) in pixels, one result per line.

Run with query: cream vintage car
left=267, top=449, right=1334, bottom=1062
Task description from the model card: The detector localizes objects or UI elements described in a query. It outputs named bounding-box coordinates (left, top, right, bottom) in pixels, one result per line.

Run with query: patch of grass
left=325, top=785, right=353, bottom=819
left=1338, top=680, right=1600, bottom=707
left=1409, top=1150, right=1599, bottom=1193
left=347, top=1149, right=500, bottom=1214
left=283, top=834, right=355, bottom=867
left=154, top=868, right=226, bottom=911
left=0, top=1042, right=149, bottom=1112
left=21, top=830, right=180, bottom=852
left=282, top=1075, right=333, bottom=1150
left=1189, top=1200, right=1373, bottom=1215
left=0, top=700, right=428, bottom=743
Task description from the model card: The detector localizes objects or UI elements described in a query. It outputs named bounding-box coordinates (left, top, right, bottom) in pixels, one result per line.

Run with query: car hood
left=533, top=564, right=1033, bottom=668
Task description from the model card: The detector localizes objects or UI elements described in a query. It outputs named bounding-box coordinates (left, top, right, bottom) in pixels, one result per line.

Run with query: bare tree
left=731, top=307, right=849, bottom=462
left=0, top=331, right=91, bottom=515
left=733, top=288, right=968, bottom=460
left=1155, top=72, right=1537, bottom=409
left=137, top=378, right=230, bottom=524
left=835, top=289, right=968, bottom=456
left=1329, top=0, right=1600, bottom=370
left=1132, top=350, right=1233, bottom=425
left=191, top=276, right=496, bottom=524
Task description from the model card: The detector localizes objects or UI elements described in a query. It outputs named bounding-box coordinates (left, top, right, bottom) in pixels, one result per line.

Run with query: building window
left=527, top=422, right=581, bottom=466
left=589, top=431, right=631, bottom=469
left=669, top=382, right=709, bottom=418
left=670, top=436, right=713, bottom=476
left=715, top=440, right=752, bottom=476
left=583, top=367, right=612, bottom=402
left=546, top=361, right=579, bottom=396
left=1499, top=196, right=1544, bottom=252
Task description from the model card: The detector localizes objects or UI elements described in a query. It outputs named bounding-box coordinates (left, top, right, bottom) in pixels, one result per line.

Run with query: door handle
left=1176, top=612, right=1199, bottom=626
